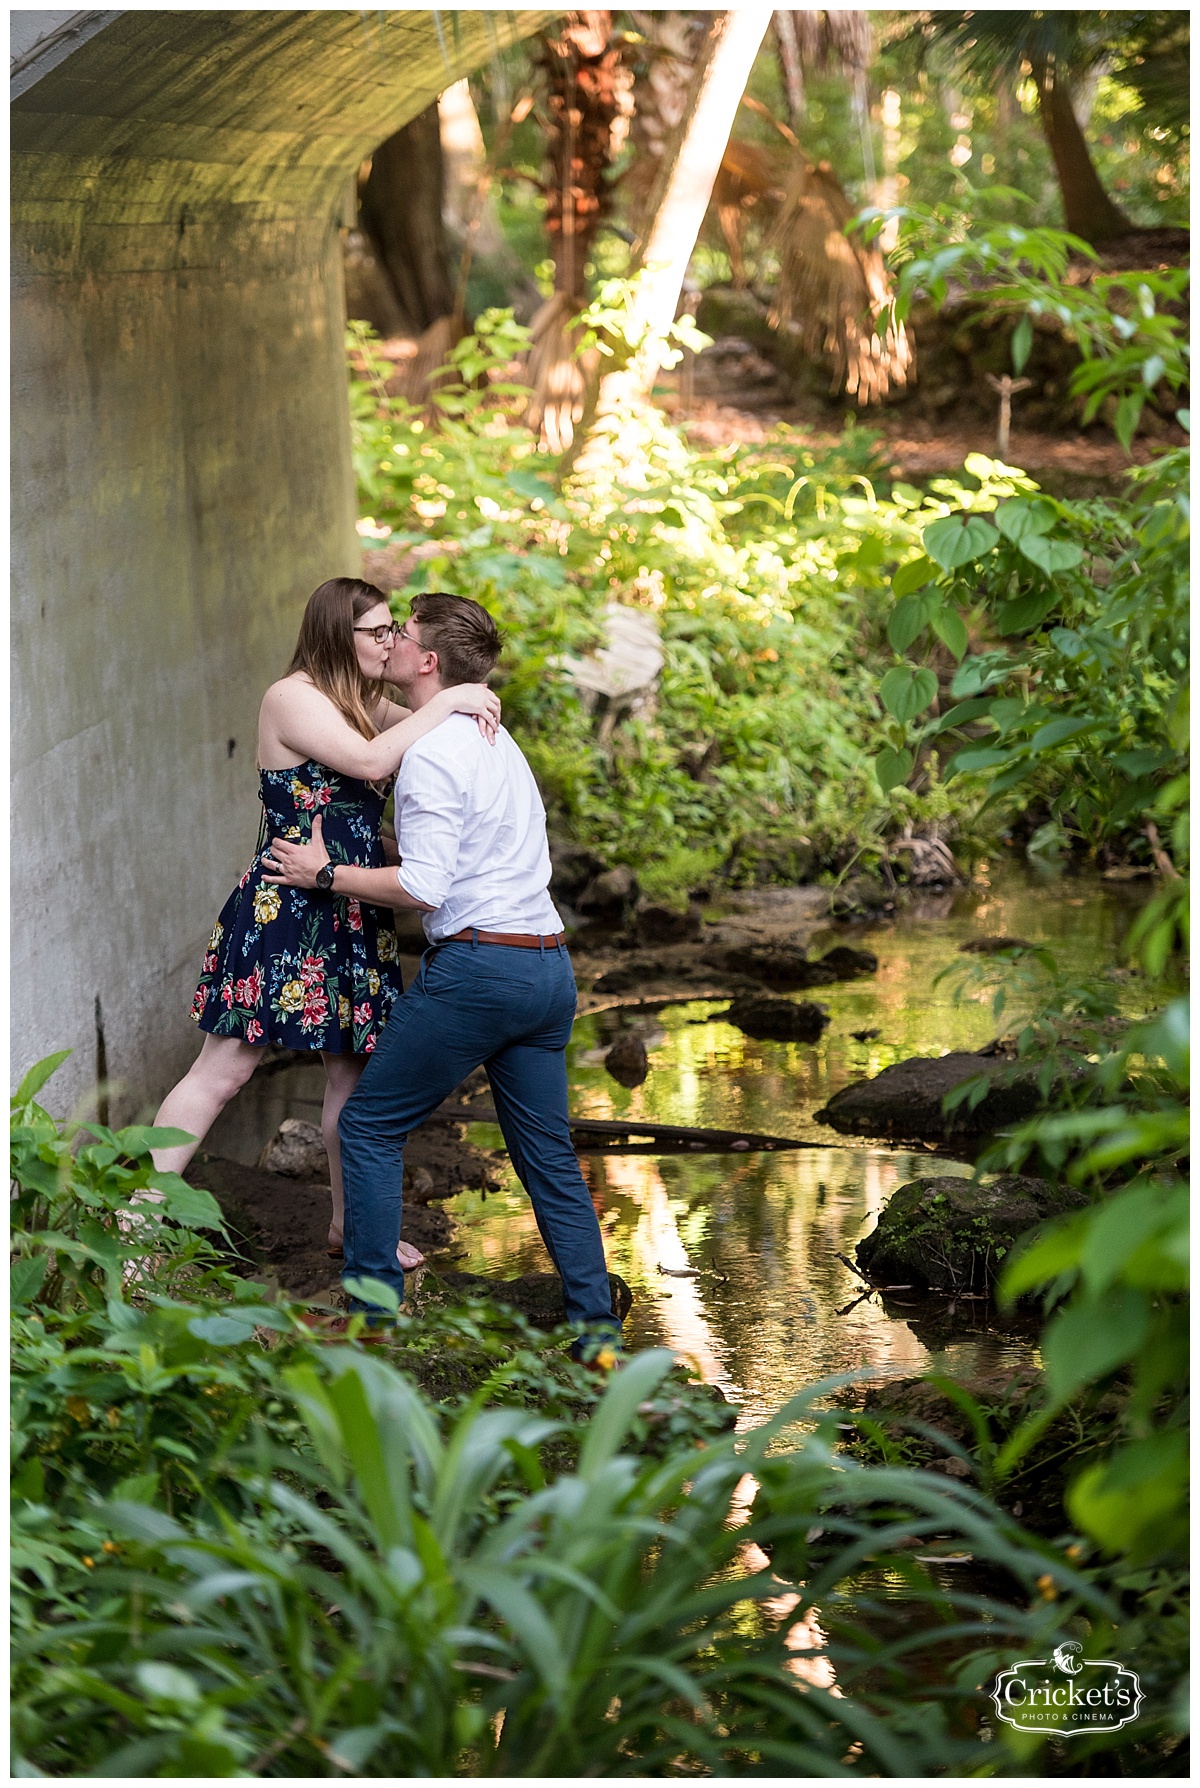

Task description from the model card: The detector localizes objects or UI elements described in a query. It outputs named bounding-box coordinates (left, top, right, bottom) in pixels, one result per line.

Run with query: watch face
left=317, top=864, right=334, bottom=889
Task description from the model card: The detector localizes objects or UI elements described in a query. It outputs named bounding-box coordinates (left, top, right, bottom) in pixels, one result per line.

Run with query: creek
left=441, top=864, right=1152, bottom=1426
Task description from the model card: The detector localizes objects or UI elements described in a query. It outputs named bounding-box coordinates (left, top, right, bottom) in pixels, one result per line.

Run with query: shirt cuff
left=396, top=862, right=448, bottom=909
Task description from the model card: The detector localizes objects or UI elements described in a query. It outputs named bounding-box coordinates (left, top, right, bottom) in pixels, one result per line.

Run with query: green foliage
left=16, top=1046, right=1189, bottom=1775
left=851, top=219, right=1189, bottom=863
left=350, top=314, right=984, bottom=886
left=873, top=209, right=1189, bottom=449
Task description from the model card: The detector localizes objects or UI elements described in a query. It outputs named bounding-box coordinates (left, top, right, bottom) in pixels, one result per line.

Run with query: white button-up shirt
left=394, top=715, right=564, bottom=943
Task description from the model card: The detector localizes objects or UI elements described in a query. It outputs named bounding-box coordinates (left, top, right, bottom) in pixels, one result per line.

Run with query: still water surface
left=442, top=868, right=1148, bottom=1426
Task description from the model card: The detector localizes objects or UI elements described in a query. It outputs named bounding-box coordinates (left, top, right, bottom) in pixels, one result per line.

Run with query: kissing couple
left=151, top=579, right=620, bottom=1355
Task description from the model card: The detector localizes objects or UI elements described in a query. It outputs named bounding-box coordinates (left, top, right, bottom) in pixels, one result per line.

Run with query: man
left=262, top=592, right=619, bottom=1352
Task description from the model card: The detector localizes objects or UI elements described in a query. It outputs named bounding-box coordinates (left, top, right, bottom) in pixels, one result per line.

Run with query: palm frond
left=769, top=159, right=912, bottom=405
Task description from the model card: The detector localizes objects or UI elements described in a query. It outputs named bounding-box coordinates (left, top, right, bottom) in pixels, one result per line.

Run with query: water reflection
left=444, top=869, right=1144, bottom=1424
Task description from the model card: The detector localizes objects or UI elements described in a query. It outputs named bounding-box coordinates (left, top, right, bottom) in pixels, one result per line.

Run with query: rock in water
left=577, top=864, right=638, bottom=920
left=436, top=1270, right=633, bottom=1326
left=815, top=945, right=878, bottom=977
left=605, top=1033, right=650, bottom=1087
left=815, top=1050, right=1049, bottom=1140
left=592, top=957, right=670, bottom=994
left=959, top=936, right=1036, bottom=954
left=257, top=1118, right=327, bottom=1180
left=856, top=1175, right=1086, bottom=1292
left=634, top=902, right=702, bottom=946
left=718, top=996, right=830, bottom=1042
left=710, top=943, right=838, bottom=990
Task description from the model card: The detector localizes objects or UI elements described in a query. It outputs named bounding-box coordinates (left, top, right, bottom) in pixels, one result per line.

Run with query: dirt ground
left=186, top=1114, right=501, bottom=1302
left=675, top=398, right=1179, bottom=490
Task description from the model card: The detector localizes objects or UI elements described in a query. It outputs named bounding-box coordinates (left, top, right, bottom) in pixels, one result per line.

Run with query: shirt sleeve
left=393, top=751, right=466, bottom=910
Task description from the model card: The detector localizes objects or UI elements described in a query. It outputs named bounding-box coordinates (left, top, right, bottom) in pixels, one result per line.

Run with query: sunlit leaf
left=923, top=514, right=1000, bottom=570
left=994, top=498, right=1055, bottom=542
left=1017, top=535, right=1084, bottom=574
left=892, top=555, right=937, bottom=598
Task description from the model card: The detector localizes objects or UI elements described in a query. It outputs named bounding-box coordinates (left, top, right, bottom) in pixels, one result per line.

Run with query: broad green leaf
left=1000, top=1212, right=1088, bottom=1302
left=10, top=1254, right=48, bottom=1308
left=874, top=746, right=914, bottom=792
left=342, top=1276, right=401, bottom=1314
left=1114, top=391, right=1143, bottom=452
left=880, top=666, right=938, bottom=723
left=944, top=745, right=1017, bottom=777
left=995, top=588, right=1059, bottom=635
left=994, top=498, right=1055, bottom=542
left=1027, top=716, right=1097, bottom=754
left=892, top=555, right=937, bottom=598
left=136, top=1663, right=201, bottom=1705
left=926, top=696, right=995, bottom=735
left=1067, top=1431, right=1188, bottom=1557
left=1041, top=1286, right=1149, bottom=1403
left=1010, top=313, right=1033, bottom=374
left=887, top=593, right=936, bottom=651
left=1017, top=535, right=1084, bottom=574
left=923, top=514, right=999, bottom=570
left=930, top=607, right=969, bottom=660
left=116, top=1125, right=196, bottom=1157
left=187, top=1315, right=257, bottom=1345
left=150, top=1176, right=226, bottom=1234
left=12, top=1050, right=72, bottom=1108
left=1079, top=1186, right=1175, bottom=1296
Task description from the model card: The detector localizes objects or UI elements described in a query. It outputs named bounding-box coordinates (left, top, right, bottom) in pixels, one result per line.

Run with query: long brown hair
left=285, top=578, right=390, bottom=739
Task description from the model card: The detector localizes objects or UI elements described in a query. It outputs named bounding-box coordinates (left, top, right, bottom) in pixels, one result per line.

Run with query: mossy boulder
left=856, top=1174, right=1088, bottom=1293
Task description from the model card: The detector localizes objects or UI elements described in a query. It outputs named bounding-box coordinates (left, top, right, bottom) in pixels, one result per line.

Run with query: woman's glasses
left=353, top=621, right=402, bottom=644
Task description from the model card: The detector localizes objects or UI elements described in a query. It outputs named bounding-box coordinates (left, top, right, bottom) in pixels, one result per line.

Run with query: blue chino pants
left=337, top=938, right=618, bottom=1335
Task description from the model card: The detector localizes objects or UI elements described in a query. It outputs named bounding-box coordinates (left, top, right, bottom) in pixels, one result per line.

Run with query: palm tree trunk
left=358, top=102, right=456, bottom=334
left=540, top=11, right=622, bottom=299
left=565, top=7, right=772, bottom=478
left=1035, top=57, right=1132, bottom=244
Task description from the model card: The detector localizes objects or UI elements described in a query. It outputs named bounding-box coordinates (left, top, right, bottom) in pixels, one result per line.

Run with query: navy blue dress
left=192, top=760, right=404, bottom=1055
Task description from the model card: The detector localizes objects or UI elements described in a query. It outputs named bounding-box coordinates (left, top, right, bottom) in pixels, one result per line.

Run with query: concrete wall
left=12, top=10, right=551, bottom=1118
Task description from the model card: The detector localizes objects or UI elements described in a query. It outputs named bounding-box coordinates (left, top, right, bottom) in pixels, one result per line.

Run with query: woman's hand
left=262, top=815, right=330, bottom=889
left=434, top=682, right=501, bottom=744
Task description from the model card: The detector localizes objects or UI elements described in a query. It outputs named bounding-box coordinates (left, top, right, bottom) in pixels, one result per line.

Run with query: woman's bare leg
left=151, top=1034, right=262, bottom=1174
left=320, top=1050, right=363, bottom=1245
left=321, top=1049, right=424, bottom=1269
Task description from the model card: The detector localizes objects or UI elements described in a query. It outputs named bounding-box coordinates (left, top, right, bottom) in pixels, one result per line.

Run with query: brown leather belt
left=443, top=928, right=565, bottom=949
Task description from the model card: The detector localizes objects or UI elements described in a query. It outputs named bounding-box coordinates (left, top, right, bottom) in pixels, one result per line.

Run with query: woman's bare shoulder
left=261, top=672, right=323, bottom=712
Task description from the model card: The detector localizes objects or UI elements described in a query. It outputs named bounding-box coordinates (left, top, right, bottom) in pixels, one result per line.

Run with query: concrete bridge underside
left=12, top=9, right=551, bottom=1117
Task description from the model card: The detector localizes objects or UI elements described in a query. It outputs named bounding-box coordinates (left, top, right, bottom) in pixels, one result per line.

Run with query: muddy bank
left=186, top=1112, right=501, bottom=1300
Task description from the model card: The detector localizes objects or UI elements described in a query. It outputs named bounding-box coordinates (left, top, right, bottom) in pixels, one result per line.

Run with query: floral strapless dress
left=191, top=760, right=403, bottom=1055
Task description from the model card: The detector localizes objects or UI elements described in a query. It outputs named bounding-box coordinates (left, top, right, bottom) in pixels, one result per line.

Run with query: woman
left=152, top=577, right=500, bottom=1263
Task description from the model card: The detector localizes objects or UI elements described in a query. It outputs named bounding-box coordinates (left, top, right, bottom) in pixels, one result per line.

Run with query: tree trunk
left=773, top=11, right=805, bottom=125
left=540, top=11, right=623, bottom=299
left=1035, top=56, right=1132, bottom=244
left=359, top=102, right=456, bottom=335
left=566, top=8, right=772, bottom=478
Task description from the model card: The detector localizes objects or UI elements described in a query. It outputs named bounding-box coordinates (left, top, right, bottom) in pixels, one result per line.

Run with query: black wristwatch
left=315, top=862, right=336, bottom=892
